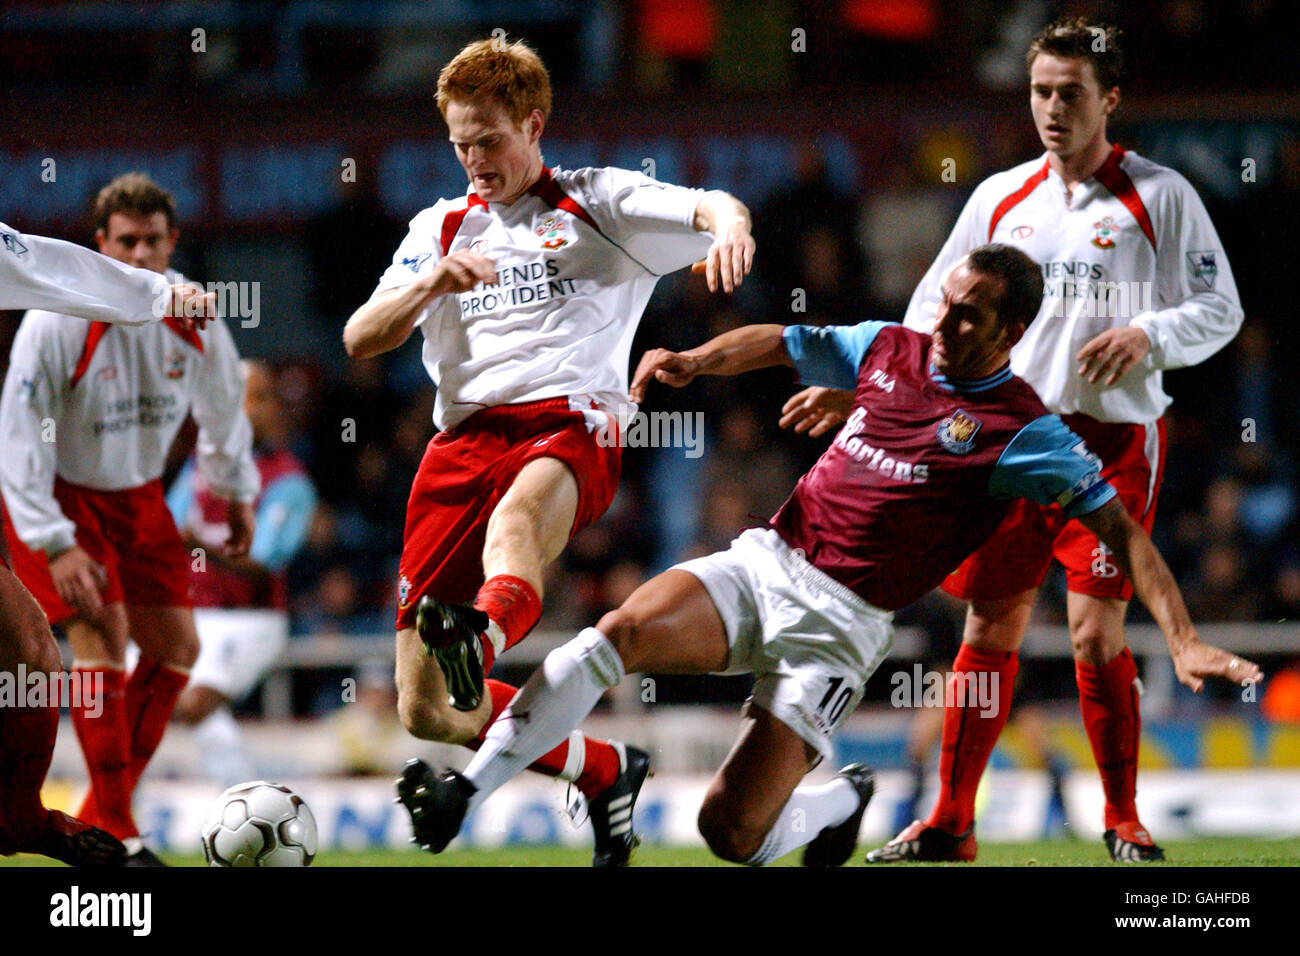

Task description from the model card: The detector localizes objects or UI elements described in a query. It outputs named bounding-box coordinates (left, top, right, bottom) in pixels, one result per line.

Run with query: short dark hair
left=1026, top=17, right=1123, bottom=91
left=93, top=172, right=177, bottom=233
left=965, top=243, right=1044, bottom=330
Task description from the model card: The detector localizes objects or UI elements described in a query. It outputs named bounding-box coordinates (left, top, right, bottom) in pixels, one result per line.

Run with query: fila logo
left=866, top=369, right=895, bottom=393
left=1011, top=225, right=1034, bottom=239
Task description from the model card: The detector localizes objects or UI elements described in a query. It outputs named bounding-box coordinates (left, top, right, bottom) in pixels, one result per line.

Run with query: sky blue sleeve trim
left=989, top=415, right=1113, bottom=517
left=1063, top=480, right=1117, bottom=520
left=782, top=321, right=889, bottom=390
left=165, top=459, right=196, bottom=527
left=249, top=473, right=318, bottom=572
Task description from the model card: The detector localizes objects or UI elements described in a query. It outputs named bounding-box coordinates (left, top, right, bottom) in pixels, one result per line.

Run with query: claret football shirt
left=772, top=321, right=1115, bottom=610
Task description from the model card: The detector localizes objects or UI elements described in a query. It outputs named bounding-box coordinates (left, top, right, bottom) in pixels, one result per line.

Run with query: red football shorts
left=1, top=477, right=192, bottom=624
left=395, top=397, right=622, bottom=631
left=943, top=414, right=1166, bottom=603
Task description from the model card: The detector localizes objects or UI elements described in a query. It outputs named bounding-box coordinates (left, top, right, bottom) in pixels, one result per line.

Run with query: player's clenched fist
left=165, top=283, right=217, bottom=330
left=780, top=386, right=854, bottom=437
left=629, top=349, right=702, bottom=403
left=422, top=251, right=498, bottom=299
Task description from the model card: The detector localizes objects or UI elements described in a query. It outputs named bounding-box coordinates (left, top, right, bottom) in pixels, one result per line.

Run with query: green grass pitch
left=4, top=837, right=1298, bottom=867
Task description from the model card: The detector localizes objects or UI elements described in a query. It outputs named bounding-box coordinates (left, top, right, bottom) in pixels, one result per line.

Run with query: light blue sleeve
left=249, top=473, right=317, bottom=573
left=781, top=321, right=891, bottom=390
left=166, top=459, right=197, bottom=528
left=989, top=415, right=1117, bottom=519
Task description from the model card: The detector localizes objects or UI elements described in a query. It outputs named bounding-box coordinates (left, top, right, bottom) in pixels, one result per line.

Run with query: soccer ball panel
left=200, top=781, right=317, bottom=867
left=220, top=798, right=251, bottom=829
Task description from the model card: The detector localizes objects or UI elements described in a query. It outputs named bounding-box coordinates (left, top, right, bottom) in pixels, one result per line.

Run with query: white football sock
left=745, top=776, right=860, bottom=866
left=463, top=627, right=624, bottom=811
left=194, top=707, right=254, bottom=787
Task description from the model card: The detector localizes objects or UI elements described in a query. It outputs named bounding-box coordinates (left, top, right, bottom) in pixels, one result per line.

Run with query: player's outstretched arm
left=692, top=191, right=755, bottom=294
left=1079, top=498, right=1262, bottom=691
left=779, top=386, right=855, bottom=436
left=1, top=222, right=213, bottom=327
left=629, top=323, right=791, bottom=403
left=343, top=251, right=497, bottom=359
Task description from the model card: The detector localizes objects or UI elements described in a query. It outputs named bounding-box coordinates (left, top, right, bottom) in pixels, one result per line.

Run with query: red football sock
left=927, top=644, right=1018, bottom=835
left=466, top=678, right=621, bottom=798
left=473, top=575, right=542, bottom=673
left=123, top=656, right=189, bottom=784
left=0, top=685, right=60, bottom=853
left=70, top=666, right=136, bottom=839
left=1076, top=647, right=1141, bottom=829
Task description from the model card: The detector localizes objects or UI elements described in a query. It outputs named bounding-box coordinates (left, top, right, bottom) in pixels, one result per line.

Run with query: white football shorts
left=672, top=527, right=894, bottom=762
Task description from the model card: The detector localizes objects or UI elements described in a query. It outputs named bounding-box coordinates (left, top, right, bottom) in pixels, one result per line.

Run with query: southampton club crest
left=398, top=575, right=411, bottom=609
left=1091, top=216, right=1120, bottom=249
left=165, top=352, right=185, bottom=380
left=536, top=214, right=568, bottom=249
left=937, top=409, right=982, bottom=455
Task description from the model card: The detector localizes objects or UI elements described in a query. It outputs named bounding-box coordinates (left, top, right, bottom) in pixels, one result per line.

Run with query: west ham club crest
left=937, top=409, right=982, bottom=455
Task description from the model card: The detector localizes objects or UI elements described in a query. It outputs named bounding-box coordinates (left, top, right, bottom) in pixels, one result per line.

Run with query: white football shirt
left=903, top=146, right=1242, bottom=424
left=0, top=271, right=259, bottom=556
left=369, top=165, right=714, bottom=430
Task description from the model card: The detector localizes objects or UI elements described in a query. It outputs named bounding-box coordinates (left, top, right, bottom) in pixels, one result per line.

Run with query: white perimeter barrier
left=65, top=769, right=1300, bottom=855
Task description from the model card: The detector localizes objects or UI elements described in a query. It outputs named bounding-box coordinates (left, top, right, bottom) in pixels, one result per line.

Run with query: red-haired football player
left=345, top=36, right=754, bottom=866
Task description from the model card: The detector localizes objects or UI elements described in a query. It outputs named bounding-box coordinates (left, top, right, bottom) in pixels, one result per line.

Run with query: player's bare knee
left=20, top=627, right=62, bottom=676
left=396, top=693, right=440, bottom=739
left=593, top=609, right=642, bottom=671
left=171, top=688, right=205, bottom=725
left=1069, top=621, right=1113, bottom=666
left=142, top=635, right=197, bottom=671
left=169, top=639, right=200, bottom=670
left=697, top=801, right=763, bottom=863
left=396, top=692, right=467, bottom=743
left=6, top=605, right=57, bottom=673
left=965, top=593, right=1033, bottom=652
left=170, top=700, right=198, bottom=725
